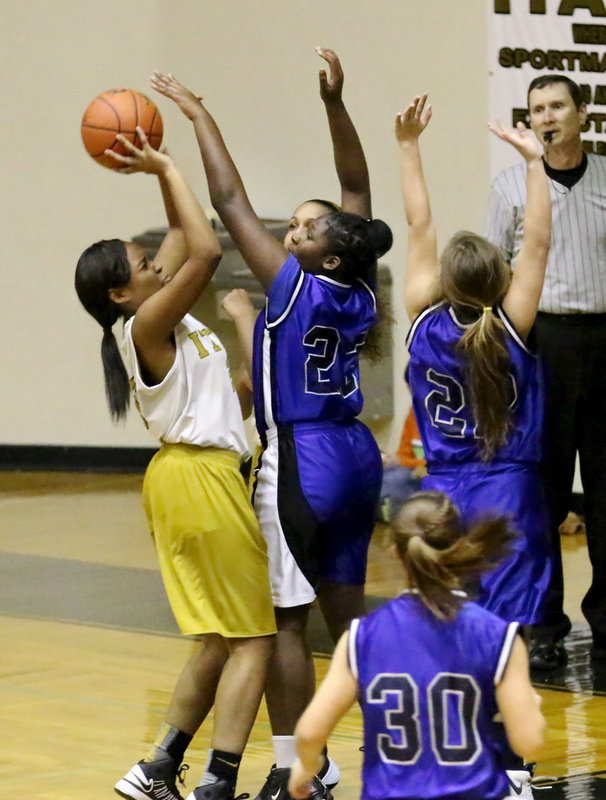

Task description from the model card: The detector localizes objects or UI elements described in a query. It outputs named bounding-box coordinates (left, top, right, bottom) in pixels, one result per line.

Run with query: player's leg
left=317, top=580, right=365, bottom=642
left=116, top=446, right=275, bottom=800
left=252, top=429, right=326, bottom=800
left=311, top=421, right=382, bottom=790
left=115, top=635, right=228, bottom=800
left=253, top=604, right=322, bottom=800
left=265, top=605, right=315, bottom=735
left=165, top=637, right=228, bottom=731
left=182, top=635, right=274, bottom=800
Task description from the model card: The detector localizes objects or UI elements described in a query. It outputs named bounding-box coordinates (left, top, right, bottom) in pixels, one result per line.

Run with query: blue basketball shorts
left=423, top=462, right=552, bottom=625
left=253, top=419, right=382, bottom=608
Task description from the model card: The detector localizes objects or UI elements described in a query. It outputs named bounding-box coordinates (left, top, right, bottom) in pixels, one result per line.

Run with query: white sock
left=272, top=736, right=297, bottom=769
left=320, top=756, right=341, bottom=787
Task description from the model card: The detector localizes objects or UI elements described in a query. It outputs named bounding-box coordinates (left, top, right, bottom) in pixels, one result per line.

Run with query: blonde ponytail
left=457, top=309, right=512, bottom=460
left=392, top=491, right=516, bottom=619
left=439, top=231, right=514, bottom=460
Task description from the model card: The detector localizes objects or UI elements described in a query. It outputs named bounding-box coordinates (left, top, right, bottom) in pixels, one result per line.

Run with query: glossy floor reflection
left=0, top=472, right=604, bottom=799
left=532, top=625, right=606, bottom=695
left=533, top=772, right=606, bottom=799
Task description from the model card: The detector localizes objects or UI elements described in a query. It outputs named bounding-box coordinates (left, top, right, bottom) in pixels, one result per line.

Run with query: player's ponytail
left=392, top=491, right=516, bottom=619
left=75, top=239, right=132, bottom=421
left=440, top=231, right=513, bottom=460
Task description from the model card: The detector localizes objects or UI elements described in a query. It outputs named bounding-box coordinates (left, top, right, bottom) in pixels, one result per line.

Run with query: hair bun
left=368, top=218, right=393, bottom=259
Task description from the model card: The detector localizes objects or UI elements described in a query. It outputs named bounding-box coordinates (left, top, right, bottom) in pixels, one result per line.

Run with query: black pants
left=533, top=312, right=606, bottom=651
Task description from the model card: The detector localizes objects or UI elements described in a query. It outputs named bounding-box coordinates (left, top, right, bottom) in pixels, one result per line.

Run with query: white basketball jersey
left=122, top=313, right=249, bottom=458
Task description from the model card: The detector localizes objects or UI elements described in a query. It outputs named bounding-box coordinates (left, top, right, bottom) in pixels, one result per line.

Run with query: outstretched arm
left=317, top=47, right=371, bottom=218
left=151, top=71, right=287, bottom=290
left=288, top=633, right=357, bottom=799
left=107, top=130, right=221, bottom=380
left=395, top=94, right=438, bottom=321
left=152, top=163, right=188, bottom=279
left=221, top=288, right=257, bottom=384
left=494, top=121, right=551, bottom=339
left=221, top=289, right=256, bottom=417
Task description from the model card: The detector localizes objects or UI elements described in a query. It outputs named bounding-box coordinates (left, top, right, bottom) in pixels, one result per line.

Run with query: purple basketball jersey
left=252, top=255, right=376, bottom=433
left=405, top=303, right=544, bottom=467
left=350, top=594, right=518, bottom=800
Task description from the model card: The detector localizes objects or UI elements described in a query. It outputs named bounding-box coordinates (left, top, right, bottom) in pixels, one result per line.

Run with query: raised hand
left=316, top=46, right=344, bottom=104
left=151, top=71, right=204, bottom=121
left=488, top=120, right=543, bottom=162
left=104, top=127, right=173, bottom=174
left=395, top=93, right=432, bottom=144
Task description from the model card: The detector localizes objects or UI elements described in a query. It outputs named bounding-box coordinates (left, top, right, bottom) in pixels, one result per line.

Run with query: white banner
left=487, top=0, right=606, bottom=177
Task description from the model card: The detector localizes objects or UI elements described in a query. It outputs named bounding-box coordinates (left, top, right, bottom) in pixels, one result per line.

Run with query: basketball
left=81, top=89, right=163, bottom=170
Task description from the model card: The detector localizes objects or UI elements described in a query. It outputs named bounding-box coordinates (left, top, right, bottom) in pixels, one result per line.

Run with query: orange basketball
left=81, top=89, right=163, bottom=170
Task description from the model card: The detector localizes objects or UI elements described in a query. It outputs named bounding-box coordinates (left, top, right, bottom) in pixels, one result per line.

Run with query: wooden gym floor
left=1, top=471, right=606, bottom=799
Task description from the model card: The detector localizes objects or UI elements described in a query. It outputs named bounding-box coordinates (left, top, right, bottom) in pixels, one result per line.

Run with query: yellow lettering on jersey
left=198, top=327, right=223, bottom=352
left=188, top=329, right=223, bottom=358
left=187, top=331, right=209, bottom=358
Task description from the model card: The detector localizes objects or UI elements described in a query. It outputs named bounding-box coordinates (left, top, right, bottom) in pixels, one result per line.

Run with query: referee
left=485, top=74, right=606, bottom=670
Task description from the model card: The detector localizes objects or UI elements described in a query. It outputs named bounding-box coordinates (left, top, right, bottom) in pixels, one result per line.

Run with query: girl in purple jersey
left=288, top=491, right=545, bottom=800
left=397, top=93, right=552, bottom=621
left=151, top=51, right=391, bottom=800
left=397, top=96, right=551, bottom=796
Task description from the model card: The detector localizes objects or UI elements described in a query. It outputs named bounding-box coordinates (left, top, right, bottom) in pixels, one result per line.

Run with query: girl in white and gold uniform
left=75, top=128, right=275, bottom=800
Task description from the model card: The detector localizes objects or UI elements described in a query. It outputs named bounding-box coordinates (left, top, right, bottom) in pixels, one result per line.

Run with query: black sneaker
left=529, top=639, right=567, bottom=671
left=254, top=766, right=332, bottom=800
left=186, top=781, right=249, bottom=800
left=115, top=760, right=189, bottom=800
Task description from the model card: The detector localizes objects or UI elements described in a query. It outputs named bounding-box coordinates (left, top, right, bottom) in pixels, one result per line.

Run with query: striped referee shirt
left=484, top=153, right=606, bottom=313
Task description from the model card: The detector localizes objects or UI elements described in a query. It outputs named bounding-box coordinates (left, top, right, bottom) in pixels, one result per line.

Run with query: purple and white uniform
left=350, top=592, right=519, bottom=800
left=406, top=302, right=551, bottom=624
left=252, top=254, right=382, bottom=608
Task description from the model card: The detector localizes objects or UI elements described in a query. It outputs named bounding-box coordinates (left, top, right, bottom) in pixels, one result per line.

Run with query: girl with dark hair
left=397, top=93, right=552, bottom=634
left=288, top=491, right=545, bottom=800
left=150, top=50, right=391, bottom=800
left=75, top=131, right=275, bottom=800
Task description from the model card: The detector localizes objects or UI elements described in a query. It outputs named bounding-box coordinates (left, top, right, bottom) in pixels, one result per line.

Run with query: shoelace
left=177, top=763, right=190, bottom=786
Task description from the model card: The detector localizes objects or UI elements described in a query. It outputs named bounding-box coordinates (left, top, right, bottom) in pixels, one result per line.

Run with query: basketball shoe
left=115, top=759, right=188, bottom=800
left=504, top=769, right=534, bottom=799
left=254, top=766, right=332, bottom=800
left=185, top=780, right=249, bottom=800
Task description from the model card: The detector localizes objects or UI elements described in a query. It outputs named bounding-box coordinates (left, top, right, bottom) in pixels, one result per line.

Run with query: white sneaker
left=505, top=769, right=533, bottom=799
left=115, top=760, right=186, bottom=800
